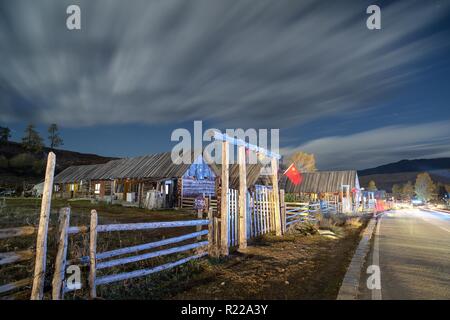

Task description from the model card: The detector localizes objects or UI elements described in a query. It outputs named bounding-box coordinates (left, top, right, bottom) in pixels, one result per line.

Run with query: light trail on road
left=361, top=209, right=450, bottom=300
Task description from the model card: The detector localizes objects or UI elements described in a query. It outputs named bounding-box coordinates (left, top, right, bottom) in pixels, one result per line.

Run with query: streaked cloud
left=0, top=0, right=448, bottom=128
left=282, top=121, right=450, bottom=170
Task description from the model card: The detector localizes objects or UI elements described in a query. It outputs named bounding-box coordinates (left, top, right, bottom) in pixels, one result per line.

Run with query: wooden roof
left=54, top=150, right=272, bottom=189
left=54, top=152, right=193, bottom=183
left=53, top=164, right=103, bottom=184
left=279, top=170, right=360, bottom=194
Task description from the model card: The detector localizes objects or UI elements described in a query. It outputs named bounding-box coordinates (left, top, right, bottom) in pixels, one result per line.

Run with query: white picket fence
left=227, top=186, right=277, bottom=246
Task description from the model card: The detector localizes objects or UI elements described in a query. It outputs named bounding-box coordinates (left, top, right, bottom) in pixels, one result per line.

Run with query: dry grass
left=0, top=197, right=204, bottom=300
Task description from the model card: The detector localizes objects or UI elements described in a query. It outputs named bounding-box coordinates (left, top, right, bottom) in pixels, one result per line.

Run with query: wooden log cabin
left=53, top=152, right=217, bottom=209
left=279, top=170, right=361, bottom=213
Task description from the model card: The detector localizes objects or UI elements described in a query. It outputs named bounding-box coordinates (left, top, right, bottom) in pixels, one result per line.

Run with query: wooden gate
left=248, top=185, right=276, bottom=238
left=228, top=186, right=278, bottom=246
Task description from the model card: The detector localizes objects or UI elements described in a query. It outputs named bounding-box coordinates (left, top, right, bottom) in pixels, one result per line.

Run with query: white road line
left=371, top=214, right=382, bottom=300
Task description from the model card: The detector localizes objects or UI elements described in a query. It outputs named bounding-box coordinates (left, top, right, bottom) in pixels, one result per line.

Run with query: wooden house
left=53, top=152, right=217, bottom=208
left=279, top=170, right=361, bottom=213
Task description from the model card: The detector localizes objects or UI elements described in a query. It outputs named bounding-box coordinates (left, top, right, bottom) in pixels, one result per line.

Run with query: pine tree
left=0, top=126, right=11, bottom=143
left=21, top=124, right=44, bottom=152
left=48, top=123, right=63, bottom=149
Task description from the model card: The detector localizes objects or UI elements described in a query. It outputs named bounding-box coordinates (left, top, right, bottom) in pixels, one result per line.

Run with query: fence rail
left=54, top=209, right=213, bottom=299
left=0, top=226, right=37, bottom=298
left=285, top=202, right=320, bottom=227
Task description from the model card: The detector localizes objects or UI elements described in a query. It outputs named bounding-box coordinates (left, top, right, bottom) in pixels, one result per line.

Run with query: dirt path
left=173, top=227, right=363, bottom=300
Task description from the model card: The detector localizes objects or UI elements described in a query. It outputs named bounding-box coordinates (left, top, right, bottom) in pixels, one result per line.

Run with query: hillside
left=358, top=158, right=450, bottom=176
left=0, top=141, right=117, bottom=189
left=358, top=158, right=450, bottom=192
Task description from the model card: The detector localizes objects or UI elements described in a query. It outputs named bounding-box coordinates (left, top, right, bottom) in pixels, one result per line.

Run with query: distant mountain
left=0, top=141, right=117, bottom=188
left=358, top=158, right=450, bottom=176
left=358, top=158, right=450, bottom=192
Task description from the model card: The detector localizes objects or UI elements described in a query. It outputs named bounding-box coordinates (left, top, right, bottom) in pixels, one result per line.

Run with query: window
left=70, top=184, right=75, bottom=191
left=95, top=183, right=101, bottom=194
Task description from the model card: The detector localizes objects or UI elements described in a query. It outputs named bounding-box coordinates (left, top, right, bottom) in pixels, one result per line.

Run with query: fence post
left=220, top=141, right=229, bottom=256
left=89, top=210, right=98, bottom=299
left=270, top=157, right=282, bottom=236
left=52, top=207, right=71, bottom=300
left=208, top=208, right=219, bottom=257
left=279, top=189, right=286, bottom=234
left=238, top=145, right=247, bottom=250
left=31, top=152, right=56, bottom=300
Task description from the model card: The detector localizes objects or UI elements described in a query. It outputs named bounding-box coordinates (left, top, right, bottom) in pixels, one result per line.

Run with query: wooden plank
left=78, top=230, right=208, bottom=264
left=89, top=210, right=98, bottom=299
left=0, top=250, right=34, bottom=266
left=0, top=277, right=32, bottom=295
left=220, top=140, right=229, bottom=256
left=52, top=208, right=71, bottom=300
left=238, top=146, right=247, bottom=249
left=280, top=189, right=286, bottom=234
left=208, top=208, right=218, bottom=257
left=97, top=241, right=208, bottom=270
left=95, top=253, right=208, bottom=287
left=271, top=157, right=282, bottom=236
left=0, top=226, right=35, bottom=240
left=67, top=220, right=209, bottom=235
left=31, top=152, right=56, bottom=300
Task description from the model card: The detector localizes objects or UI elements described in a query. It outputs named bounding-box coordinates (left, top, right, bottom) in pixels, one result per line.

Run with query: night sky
left=1, top=0, right=450, bottom=170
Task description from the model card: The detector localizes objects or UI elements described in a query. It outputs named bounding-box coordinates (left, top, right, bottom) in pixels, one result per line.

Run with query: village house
left=279, top=170, right=361, bottom=213
left=53, top=152, right=218, bottom=208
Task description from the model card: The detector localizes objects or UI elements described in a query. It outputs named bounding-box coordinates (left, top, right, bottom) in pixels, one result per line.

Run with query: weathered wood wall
left=182, top=178, right=215, bottom=197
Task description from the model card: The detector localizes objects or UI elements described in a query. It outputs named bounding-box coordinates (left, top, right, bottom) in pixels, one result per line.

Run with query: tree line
left=370, top=173, right=450, bottom=203
left=0, top=124, right=64, bottom=176
left=0, top=123, right=63, bottom=151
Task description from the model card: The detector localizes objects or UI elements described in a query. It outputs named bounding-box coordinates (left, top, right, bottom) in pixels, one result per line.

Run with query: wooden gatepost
left=31, top=152, right=56, bottom=300
left=213, top=133, right=282, bottom=255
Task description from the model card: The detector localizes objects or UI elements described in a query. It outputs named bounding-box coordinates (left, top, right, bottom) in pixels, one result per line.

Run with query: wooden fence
left=227, top=186, right=278, bottom=244
left=227, top=189, right=239, bottom=246
left=285, top=202, right=320, bottom=227
left=0, top=226, right=36, bottom=299
left=247, top=187, right=276, bottom=238
left=53, top=208, right=215, bottom=299
left=181, top=196, right=218, bottom=214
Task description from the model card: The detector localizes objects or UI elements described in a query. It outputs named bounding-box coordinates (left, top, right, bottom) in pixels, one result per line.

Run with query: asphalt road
left=359, top=209, right=450, bottom=300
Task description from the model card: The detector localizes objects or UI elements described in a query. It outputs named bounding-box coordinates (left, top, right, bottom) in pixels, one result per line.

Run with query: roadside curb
left=336, top=213, right=381, bottom=300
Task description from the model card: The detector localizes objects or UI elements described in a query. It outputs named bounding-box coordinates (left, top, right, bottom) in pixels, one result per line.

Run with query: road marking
left=371, top=214, right=382, bottom=300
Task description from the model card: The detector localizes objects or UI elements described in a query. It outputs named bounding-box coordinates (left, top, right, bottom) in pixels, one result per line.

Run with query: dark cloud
left=0, top=0, right=448, bottom=129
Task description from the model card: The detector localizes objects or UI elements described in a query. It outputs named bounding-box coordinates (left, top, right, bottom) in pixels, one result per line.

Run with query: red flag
left=284, top=163, right=302, bottom=186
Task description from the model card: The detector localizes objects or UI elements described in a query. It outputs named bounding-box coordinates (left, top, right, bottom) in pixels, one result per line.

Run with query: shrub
left=32, top=159, right=46, bottom=175
left=9, top=153, right=35, bottom=171
left=0, top=155, right=8, bottom=169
